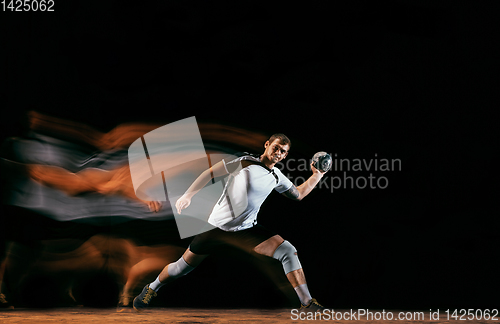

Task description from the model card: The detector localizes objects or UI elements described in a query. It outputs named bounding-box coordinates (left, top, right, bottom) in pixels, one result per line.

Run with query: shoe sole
left=132, top=297, right=146, bottom=313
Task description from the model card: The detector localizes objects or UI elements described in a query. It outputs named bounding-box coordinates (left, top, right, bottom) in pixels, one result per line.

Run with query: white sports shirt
left=207, top=155, right=294, bottom=231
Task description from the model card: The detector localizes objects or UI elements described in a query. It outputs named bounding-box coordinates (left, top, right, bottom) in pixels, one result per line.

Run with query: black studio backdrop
left=0, top=1, right=498, bottom=309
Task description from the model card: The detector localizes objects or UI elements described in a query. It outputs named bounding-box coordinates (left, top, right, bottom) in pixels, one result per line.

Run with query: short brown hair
left=268, top=133, right=291, bottom=149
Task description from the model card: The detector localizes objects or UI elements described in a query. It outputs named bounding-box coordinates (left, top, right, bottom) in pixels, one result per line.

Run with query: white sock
left=149, top=276, right=165, bottom=292
left=294, top=284, right=312, bottom=305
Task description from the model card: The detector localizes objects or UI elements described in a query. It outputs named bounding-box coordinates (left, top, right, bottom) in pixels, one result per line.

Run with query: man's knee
left=167, top=256, right=195, bottom=279
left=184, top=248, right=208, bottom=267
left=253, top=235, right=284, bottom=257
left=272, top=240, right=302, bottom=274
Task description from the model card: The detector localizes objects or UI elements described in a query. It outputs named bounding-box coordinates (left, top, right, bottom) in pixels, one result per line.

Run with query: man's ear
left=264, top=140, right=270, bottom=149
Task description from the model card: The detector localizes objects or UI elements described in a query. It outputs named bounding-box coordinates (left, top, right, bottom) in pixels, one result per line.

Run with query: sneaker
left=299, top=298, right=324, bottom=312
left=133, top=284, right=157, bottom=311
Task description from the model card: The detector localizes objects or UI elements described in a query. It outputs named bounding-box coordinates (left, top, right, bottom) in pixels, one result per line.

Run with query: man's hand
left=310, top=161, right=327, bottom=175
left=176, top=195, right=192, bottom=214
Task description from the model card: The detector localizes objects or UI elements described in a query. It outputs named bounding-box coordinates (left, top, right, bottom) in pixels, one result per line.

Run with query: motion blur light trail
left=0, top=111, right=296, bottom=308
left=27, top=110, right=267, bottom=152
left=2, top=233, right=188, bottom=307
left=1, top=111, right=267, bottom=224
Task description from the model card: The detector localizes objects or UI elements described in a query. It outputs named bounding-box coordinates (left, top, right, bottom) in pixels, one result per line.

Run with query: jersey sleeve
left=273, top=168, right=294, bottom=193
left=223, top=157, right=243, bottom=174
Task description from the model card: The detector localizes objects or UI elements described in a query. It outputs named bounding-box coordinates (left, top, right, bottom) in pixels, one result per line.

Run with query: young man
left=133, top=134, right=326, bottom=311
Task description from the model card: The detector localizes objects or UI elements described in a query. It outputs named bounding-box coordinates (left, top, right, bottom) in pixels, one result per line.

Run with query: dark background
left=0, top=1, right=498, bottom=310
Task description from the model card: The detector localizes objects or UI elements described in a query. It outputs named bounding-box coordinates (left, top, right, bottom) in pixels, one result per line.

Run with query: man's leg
left=151, top=248, right=207, bottom=290
left=132, top=248, right=207, bottom=311
left=254, top=235, right=316, bottom=307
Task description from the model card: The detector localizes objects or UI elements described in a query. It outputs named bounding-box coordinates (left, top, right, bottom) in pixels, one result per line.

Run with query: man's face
left=264, top=139, right=289, bottom=163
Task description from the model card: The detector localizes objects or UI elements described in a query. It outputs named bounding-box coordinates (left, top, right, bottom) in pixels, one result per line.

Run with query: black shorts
left=188, top=224, right=277, bottom=255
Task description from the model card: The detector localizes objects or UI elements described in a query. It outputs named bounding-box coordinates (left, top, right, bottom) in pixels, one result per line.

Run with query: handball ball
left=312, top=152, right=332, bottom=172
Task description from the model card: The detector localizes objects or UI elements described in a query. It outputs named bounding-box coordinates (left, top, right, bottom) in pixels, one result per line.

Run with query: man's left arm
left=281, top=162, right=325, bottom=201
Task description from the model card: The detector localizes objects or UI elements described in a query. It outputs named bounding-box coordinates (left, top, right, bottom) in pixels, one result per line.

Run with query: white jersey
left=207, top=155, right=293, bottom=231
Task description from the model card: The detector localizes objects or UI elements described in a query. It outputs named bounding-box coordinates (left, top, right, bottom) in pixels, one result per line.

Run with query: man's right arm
left=176, top=160, right=228, bottom=214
